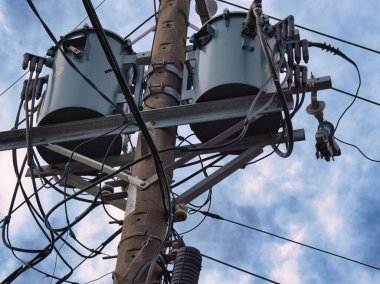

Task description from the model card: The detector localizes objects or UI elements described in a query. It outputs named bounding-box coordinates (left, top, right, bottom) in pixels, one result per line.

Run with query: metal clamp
left=145, top=61, right=183, bottom=80
left=144, top=83, right=181, bottom=102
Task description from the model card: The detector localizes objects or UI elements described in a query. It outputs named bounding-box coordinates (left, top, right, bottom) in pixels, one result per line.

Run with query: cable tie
left=2, top=215, right=11, bottom=226
left=28, top=159, right=36, bottom=169
left=200, top=211, right=224, bottom=220
left=176, top=146, right=191, bottom=152
left=64, top=161, right=72, bottom=172
left=69, top=228, right=77, bottom=240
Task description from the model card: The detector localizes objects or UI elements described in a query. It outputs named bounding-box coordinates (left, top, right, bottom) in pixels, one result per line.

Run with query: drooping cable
left=307, top=41, right=361, bottom=133
left=335, top=137, right=380, bottom=163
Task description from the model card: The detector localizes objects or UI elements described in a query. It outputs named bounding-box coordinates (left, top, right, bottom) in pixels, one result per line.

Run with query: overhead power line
left=332, top=87, right=380, bottom=108
left=199, top=211, right=380, bottom=271
left=73, top=0, right=106, bottom=30
left=0, top=71, right=29, bottom=97
left=216, top=0, right=380, bottom=56
left=201, top=253, right=280, bottom=284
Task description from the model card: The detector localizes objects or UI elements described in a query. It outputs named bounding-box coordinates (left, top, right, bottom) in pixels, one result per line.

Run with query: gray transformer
left=37, top=27, right=134, bottom=164
left=189, top=12, right=282, bottom=143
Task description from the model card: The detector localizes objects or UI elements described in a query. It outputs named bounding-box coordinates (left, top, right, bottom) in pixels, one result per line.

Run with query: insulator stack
left=171, top=246, right=202, bottom=284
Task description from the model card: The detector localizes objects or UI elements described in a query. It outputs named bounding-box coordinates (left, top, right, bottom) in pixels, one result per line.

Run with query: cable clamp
left=145, top=61, right=183, bottom=79
left=3, top=215, right=11, bottom=225
left=144, top=83, right=181, bottom=102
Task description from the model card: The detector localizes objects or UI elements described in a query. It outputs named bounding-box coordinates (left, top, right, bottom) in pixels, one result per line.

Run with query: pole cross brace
left=44, top=144, right=148, bottom=189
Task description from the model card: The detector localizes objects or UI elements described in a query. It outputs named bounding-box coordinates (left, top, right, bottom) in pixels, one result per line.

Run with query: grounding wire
left=216, top=0, right=380, bottom=56
left=199, top=210, right=380, bottom=271
left=202, top=253, right=279, bottom=284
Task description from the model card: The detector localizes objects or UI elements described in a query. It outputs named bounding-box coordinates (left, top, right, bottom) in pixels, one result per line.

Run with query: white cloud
left=313, top=191, right=344, bottom=241
left=270, top=226, right=305, bottom=284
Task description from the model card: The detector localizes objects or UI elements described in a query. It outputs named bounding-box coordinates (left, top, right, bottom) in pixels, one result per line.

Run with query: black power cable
left=332, top=87, right=380, bottom=108
left=216, top=0, right=380, bottom=56
left=199, top=210, right=380, bottom=271
left=252, top=1, right=294, bottom=158
left=202, top=253, right=280, bottom=284
left=308, top=41, right=361, bottom=133
left=26, top=0, right=128, bottom=121
left=124, top=13, right=157, bottom=40
left=81, top=2, right=175, bottom=281
left=335, top=137, right=380, bottom=163
left=81, top=0, right=171, bottom=212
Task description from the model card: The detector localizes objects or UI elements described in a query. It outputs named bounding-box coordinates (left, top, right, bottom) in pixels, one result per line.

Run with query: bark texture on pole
left=114, top=1, right=190, bottom=283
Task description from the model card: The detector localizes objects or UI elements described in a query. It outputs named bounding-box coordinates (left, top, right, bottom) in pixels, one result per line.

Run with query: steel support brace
left=61, top=171, right=126, bottom=210
left=0, top=76, right=331, bottom=151
left=175, top=132, right=295, bottom=205
left=175, top=144, right=264, bottom=204
left=44, top=144, right=147, bottom=189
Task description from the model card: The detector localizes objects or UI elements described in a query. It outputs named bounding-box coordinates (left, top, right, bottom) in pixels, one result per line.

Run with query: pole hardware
left=306, top=74, right=341, bottom=161
left=144, top=83, right=181, bottom=102
left=145, top=60, right=183, bottom=80
left=44, top=144, right=148, bottom=188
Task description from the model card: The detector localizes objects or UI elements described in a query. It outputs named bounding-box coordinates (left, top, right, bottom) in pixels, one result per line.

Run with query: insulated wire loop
left=253, top=4, right=294, bottom=158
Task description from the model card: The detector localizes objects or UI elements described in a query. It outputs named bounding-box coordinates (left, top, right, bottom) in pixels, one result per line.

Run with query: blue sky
left=0, top=0, right=380, bottom=283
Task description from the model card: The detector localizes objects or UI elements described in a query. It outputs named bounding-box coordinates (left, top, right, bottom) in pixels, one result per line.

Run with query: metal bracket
left=47, top=169, right=126, bottom=210
left=144, top=84, right=181, bottom=102
left=146, top=61, right=183, bottom=80
left=44, top=144, right=148, bottom=189
left=175, top=144, right=264, bottom=204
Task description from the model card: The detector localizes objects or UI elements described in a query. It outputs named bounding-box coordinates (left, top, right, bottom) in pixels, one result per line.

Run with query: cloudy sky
left=0, top=0, right=380, bottom=283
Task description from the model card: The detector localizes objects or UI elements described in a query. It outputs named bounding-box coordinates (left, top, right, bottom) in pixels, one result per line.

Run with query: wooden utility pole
left=114, top=1, right=190, bottom=283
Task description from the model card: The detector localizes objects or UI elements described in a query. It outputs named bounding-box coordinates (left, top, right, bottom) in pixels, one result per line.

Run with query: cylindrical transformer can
left=190, top=12, right=282, bottom=144
left=36, top=27, right=134, bottom=164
